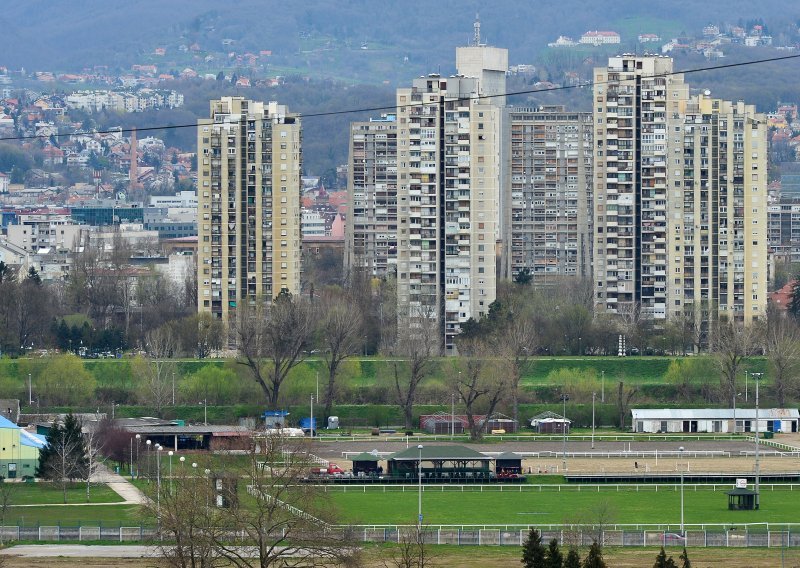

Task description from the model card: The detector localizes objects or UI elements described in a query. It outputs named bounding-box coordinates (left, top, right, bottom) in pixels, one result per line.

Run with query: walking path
left=0, top=545, right=156, bottom=558
left=91, top=463, right=149, bottom=505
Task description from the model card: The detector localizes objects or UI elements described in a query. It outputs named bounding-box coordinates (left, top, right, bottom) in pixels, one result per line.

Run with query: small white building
left=631, top=408, right=800, bottom=434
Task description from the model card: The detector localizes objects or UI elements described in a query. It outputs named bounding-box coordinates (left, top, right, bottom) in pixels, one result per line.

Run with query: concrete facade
left=197, top=97, right=302, bottom=324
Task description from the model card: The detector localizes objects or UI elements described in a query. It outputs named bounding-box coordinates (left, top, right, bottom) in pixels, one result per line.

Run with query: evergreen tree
left=582, top=541, right=607, bottom=568
left=653, top=547, right=677, bottom=568
left=679, top=547, right=691, bottom=568
left=26, top=267, right=42, bottom=286
left=564, top=547, right=581, bottom=568
left=545, top=538, right=563, bottom=568
left=37, top=414, right=88, bottom=501
left=521, top=528, right=547, bottom=568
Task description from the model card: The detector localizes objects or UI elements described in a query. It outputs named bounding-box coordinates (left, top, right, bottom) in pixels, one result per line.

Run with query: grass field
left=4, top=504, right=142, bottom=526
left=327, top=485, right=800, bottom=527
left=4, top=483, right=124, bottom=506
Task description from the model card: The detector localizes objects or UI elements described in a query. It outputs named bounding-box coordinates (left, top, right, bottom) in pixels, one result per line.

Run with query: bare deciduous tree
left=712, top=319, right=758, bottom=403
left=319, top=292, right=362, bottom=419
left=766, top=316, right=800, bottom=407
left=236, top=293, right=314, bottom=409
left=452, top=340, right=506, bottom=441
left=212, top=436, right=359, bottom=568
left=394, top=304, right=439, bottom=430
left=383, top=526, right=438, bottom=568
left=133, top=326, right=177, bottom=416
left=616, top=381, right=637, bottom=430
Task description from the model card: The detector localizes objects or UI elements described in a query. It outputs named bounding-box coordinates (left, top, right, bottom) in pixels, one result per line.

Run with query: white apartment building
left=197, top=97, right=302, bottom=325
left=344, top=114, right=398, bottom=277
left=396, top=74, right=501, bottom=354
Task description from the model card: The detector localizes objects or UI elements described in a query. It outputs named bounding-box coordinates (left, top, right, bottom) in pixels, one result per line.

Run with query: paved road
left=0, top=545, right=157, bottom=558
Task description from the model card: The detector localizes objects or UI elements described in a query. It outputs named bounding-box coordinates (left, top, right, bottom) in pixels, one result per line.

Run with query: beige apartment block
left=670, top=94, right=767, bottom=326
left=197, top=97, right=302, bottom=325
left=593, top=55, right=767, bottom=327
left=396, top=75, right=501, bottom=354
left=504, top=106, right=593, bottom=282
left=344, top=114, right=398, bottom=277
left=593, top=55, right=688, bottom=321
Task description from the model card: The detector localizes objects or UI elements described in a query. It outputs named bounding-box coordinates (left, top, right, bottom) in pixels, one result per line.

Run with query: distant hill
left=2, top=0, right=798, bottom=82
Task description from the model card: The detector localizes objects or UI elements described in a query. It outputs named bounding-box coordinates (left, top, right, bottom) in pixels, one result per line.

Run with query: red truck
left=309, top=463, right=345, bottom=477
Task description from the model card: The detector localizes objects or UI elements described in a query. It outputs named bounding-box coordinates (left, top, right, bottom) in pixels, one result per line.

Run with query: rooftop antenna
left=473, top=13, right=481, bottom=46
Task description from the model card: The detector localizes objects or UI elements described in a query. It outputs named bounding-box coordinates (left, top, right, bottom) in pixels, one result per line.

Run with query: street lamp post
left=679, top=446, right=685, bottom=535
left=172, top=372, right=176, bottom=406
left=417, top=444, right=423, bottom=528
left=134, top=434, right=141, bottom=479
left=745, top=370, right=748, bottom=402
left=561, top=394, right=570, bottom=472
left=168, top=450, right=174, bottom=494
left=733, top=391, right=741, bottom=434
left=451, top=393, right=455, bottom=439
left=310, top=394, right=314, bottom=438
left=156, top=444, right=162, bottom=518
left=751, top=372, right=764, bottom=509
left=601, top=371, right=605, bottom=403
left=27, top=373, right=32, bottom=406
left=592, top=392, right=597, bottom=449
left=146, top=439, right=152, bottom=479
left=199, top=400, right=207, bottom=425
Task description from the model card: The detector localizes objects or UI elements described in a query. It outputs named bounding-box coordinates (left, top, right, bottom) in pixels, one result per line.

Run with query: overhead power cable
left=0, top=52, right=798, bottom=143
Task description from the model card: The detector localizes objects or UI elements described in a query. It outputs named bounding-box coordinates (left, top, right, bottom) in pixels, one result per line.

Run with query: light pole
left=679, top=446, right=685, bottom=535
left=168, top=450, right=174, bottom=494
left=172, top=371, right=176, bottom=406
left=146, top=439, right=152, bottom=479
left=204, top=468, right=211, bottom=512
left=199, top=400, right=207, bottom=425
left=732, top=391, right=739, bottom=434
left=417, top=444, right=423, bottom=528
left=156, top=444, right=162, bottom=518
left=745, top=370, right=748, bottom=402
left=451, top=393, right=455, bottom=439
left=561, top=394, right=570, bottom=472
left=601, top=370, right=605, bottom=403
left=751, top=372, right=764, bottom=509
left=134, top=434, right=141, bottom=479
left=310, top=394, right=314, bottom=438
left=592, top=392, right=597, bottom=449
left=27, top=373, right=32, bottom=406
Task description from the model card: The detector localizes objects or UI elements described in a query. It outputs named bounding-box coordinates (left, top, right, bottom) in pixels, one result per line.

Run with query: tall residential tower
left=197, top=97, right=302, bottom=325
left=396, top=75, right=502, bottom=354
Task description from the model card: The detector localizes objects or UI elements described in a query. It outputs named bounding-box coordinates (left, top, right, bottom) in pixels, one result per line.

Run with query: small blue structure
left=262, top=410, right=290, bottom=429
left=299, top=417, right=317, bottom=434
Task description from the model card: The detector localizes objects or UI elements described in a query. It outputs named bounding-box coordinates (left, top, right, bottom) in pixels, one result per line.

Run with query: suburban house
left=631, top=408, right=800, bottom=434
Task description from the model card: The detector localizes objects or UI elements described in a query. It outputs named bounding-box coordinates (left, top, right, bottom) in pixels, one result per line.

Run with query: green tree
left=564, top=548, right=581, bottom=568
left=787, top=278, right=800, bottom=319
left=582, top=541, right=606, bottom=568
left=37, top=354, right=96, bottom=406
left=653, top=546, right=677, bottom=568
left=545, top=538, right=563, bottom=568
left=180, top=365, right=239, bottom=405
left=521, top=528, right=546, bottom=568
left=679, top=547, right=691, bottom=568
left=36, top=414, right=88, bottom=502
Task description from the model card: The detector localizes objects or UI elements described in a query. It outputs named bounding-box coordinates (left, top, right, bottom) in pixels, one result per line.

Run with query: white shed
left=630, top=408, right=799, bottom=434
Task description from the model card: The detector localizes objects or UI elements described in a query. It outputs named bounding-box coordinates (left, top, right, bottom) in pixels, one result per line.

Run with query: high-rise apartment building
left=593, top=55, right=688, bottom=320
left=593, top=55, right=767, bottom=325
left=503, top=106, right=593, bottom=282
left=344, top=114, right=398, bottom=277
left=672, top=94, right=767, bottom=325
left=396, top=75, right=502, bottom=354
left=197, top=96, right=302, bottom=324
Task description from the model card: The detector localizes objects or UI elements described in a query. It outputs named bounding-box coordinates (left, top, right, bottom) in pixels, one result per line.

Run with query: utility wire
left=1, top=52, right=799, bottom=143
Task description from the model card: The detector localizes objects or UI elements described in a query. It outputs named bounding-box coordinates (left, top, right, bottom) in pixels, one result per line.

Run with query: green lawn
left=4, top=482, right=124, bottom=505
left=326, top=485, right=800, bottom=526
left=4, top=504, right=144, bottom=526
